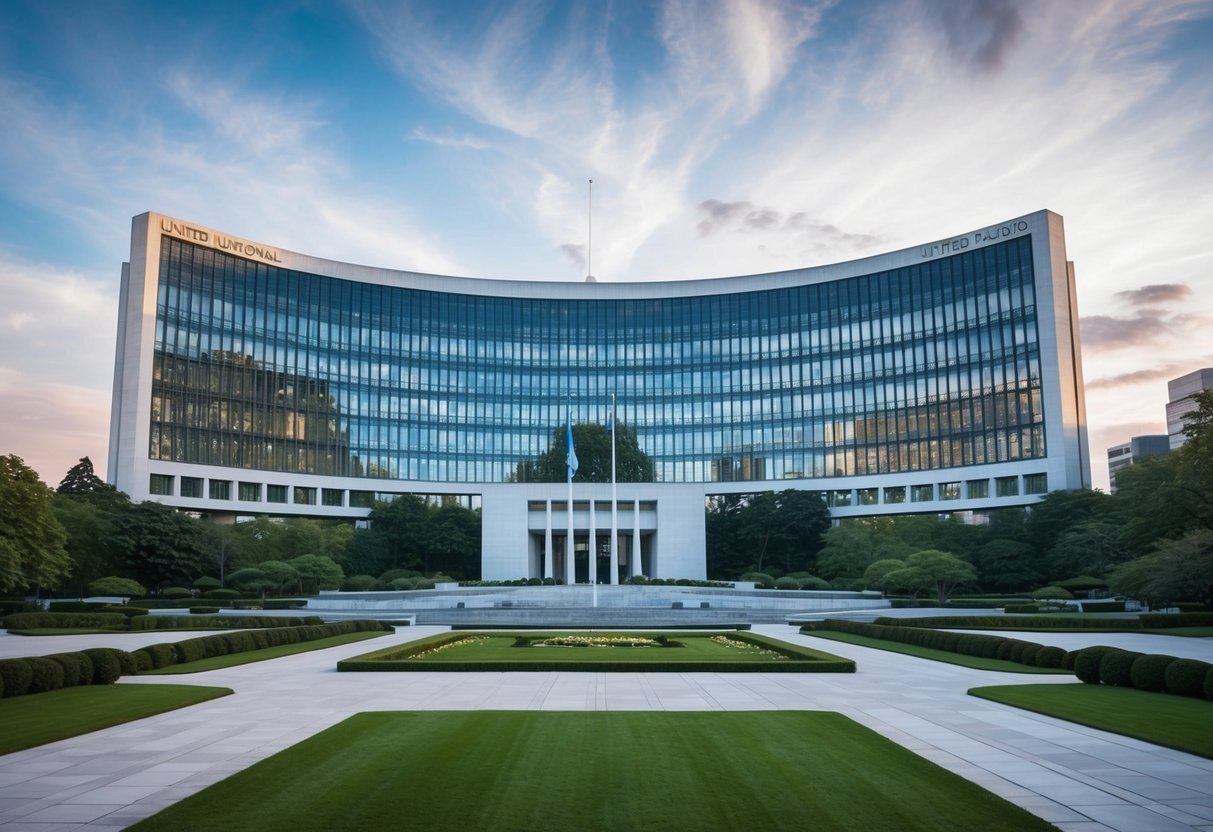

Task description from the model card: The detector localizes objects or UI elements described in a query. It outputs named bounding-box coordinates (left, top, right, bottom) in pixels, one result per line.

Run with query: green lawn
left=141, top=630, right=389, bottom=674
left=126, top=711, right=1056, bottom=832
left=805, top=630, right=1067, bottom=674
left=969, top=684, right=1213, bottom=759
left=339, top=631, right=853, bottom=672
left=1150, top=627, right=1213, bottom=638
left=0, top=684, right=231, bottom=755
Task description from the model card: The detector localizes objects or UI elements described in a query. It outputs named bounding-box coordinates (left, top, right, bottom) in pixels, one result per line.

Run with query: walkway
left=0, top=626, right=1210, bottom=831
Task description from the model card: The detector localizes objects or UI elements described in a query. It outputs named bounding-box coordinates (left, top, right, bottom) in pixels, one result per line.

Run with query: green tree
left=202, top=522, right=242, bottom=586
left=972, top=538, right=1039, bottom=592
left=862, top=558, right=907, bottom=591
left=704, top=490, right=830, bottom=579
left=512, top=422, right=655, bottom=483
left=1045, top=522, right=1130, bottom=580
left=287, top=554, right=344, bottom=593
left=1023, top=488, right=1114, bottom=555
left=900, top=549, right=977, bottom=605
left=0, top=455, right=71, bottom=593
left=255, top=560, right=300, bottom=595
left=1108, top=529, right=1213, bottom=609
left=116, top=501, right=209, bottom=588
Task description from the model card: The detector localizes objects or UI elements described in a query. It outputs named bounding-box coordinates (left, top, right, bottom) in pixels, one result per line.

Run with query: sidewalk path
left=0, top=625, right=1209, bottom=831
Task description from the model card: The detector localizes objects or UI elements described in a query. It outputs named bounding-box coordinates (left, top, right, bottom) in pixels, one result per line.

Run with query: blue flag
left=604, top=410, right=613, bottom=434
left=566, top=409, right=579, bottom=481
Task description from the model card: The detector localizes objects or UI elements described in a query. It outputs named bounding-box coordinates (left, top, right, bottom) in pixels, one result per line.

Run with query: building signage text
left=159, top=218, right=283, bottom=264
left=919, top=219, right=1030, bottom=259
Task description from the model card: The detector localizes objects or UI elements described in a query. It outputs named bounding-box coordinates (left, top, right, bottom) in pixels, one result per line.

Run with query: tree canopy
left=512, top=422, right=655, bottom=483
left=0, top=455, right=71, bottom=593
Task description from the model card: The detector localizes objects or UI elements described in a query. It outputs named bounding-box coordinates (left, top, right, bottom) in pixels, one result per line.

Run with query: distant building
left=1106, top=435, right=1169, bottom=492
left=1166, top=368, right=1213, bottom=450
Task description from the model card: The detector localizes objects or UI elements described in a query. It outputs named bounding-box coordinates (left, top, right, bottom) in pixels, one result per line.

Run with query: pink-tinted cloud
left=1113, top=283, right=1191, bottom=307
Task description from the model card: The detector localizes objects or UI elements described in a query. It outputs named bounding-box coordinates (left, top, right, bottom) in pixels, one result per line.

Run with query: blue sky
left=2, top=0, right=1212, bottom=491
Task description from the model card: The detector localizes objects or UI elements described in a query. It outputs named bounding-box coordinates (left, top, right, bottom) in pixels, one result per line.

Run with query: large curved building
left=109, top=210, right=1090, bottom=580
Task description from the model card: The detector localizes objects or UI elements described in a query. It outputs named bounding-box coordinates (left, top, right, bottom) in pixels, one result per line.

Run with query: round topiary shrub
left=1035, top=646, right=1066, bottom=668
left=1073, top=646, right=1120, bottom=684
left=1099, top=649, right=1142, bottom=687
left=162, top=587, right=193, bottom=599
left=47, top=652, right=91, bottom=687
left=27, top=657, right=66, bottom=693
left=1204, top=665, right=1213, bottom=701
left=1130, top=654, right=1178, bottom=693
left=0, top=658, right=33, bottom=697
left=774, top=576, right=800, bottom=590
left=995, top=640, right=1016, bottom=662
left=1019, top=644, right=1042, bottom=667
left=81, top=648, right=124, bottom=684
left=1164, top=659, right=1212, bottom=698
left=1008, top=641, right=1029, bottom=664
left=1061, top=650, right=1077, bottom=671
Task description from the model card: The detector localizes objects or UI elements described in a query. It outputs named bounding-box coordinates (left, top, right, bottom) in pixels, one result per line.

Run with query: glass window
left=1023, top=473, right=1047, bottom=494
left=267, top=484, right=288, bottom=503
left=181, top=476, right=203, bottom=498
left=883, top=486, right=905, bottom=504
left=940, top=482, right=961, bottom=500
left=858, top=488, right=878, bottom=505
left=830, top=490, right=852, bottom=507
left=966, top=479, right=989, bottom=499
left=149, top=474, right=174, bottom=496
left=238, top=481, right=261, bottom=502
left=209, top=480, right=231, bottom=500
left=322, top=488, right=344, bottom=507
left=995, top=476, right=1019, bottom=497
left=911, top=484, right=934, bottom=502
left=294, top=486, right=316, bottom=505
left=350, top=490, right=375, bottom=508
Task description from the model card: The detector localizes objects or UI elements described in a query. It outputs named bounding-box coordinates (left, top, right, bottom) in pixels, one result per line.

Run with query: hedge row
left=0, top=647, right=133, bottom=698
left=134, top=620, right=392, bottom=671
left=2, top=612, right=127, bottom=630
left=127, top=615, right=323, bottom=630
left=1072, top=646, right=1213, bottom=700
left=804, top=619, right=1068, bottom=670
left=871, top=614, right=1213, bottom=631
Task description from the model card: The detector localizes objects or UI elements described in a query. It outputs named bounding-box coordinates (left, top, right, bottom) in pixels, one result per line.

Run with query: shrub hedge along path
left=1, top=623, right=1212, bottom=830
left=126, top=711, right=1056, bottom=832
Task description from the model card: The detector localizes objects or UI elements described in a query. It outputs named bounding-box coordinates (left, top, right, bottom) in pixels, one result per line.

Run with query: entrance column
left=631, top=501, right=641, bottom=578
left=588, top=499, right=597, bottom=585
left=543, top=500, right=553, bottom=580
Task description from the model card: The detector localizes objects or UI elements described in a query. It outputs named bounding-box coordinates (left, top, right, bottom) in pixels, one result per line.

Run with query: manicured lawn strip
left=0, top=684, right=231, bottom=756
left=126, top=711, right=1055, bottom=832
left=806, top=630, right=1067, bottom=674
left=338, top=631, right=854, bottom=672
left=1149, top=627, right=1213, bottom=638
left=969, top=684, right=1213, bottom=759
left=4, top=628, right=130, bottom=636
left=141, top=630, right=389, bottom=674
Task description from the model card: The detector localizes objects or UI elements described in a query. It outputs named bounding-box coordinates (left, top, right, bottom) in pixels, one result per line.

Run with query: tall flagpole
left=566, top=399, right=577, bottom=585
left=586, top=179, right=593, bottom=281
left=609, top=393, right=619, bottom=585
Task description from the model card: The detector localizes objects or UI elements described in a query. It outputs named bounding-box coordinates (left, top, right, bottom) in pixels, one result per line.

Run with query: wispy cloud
left=410, top=126, right=491, bottom=150
left=931, top=0, right=1025, bottom=75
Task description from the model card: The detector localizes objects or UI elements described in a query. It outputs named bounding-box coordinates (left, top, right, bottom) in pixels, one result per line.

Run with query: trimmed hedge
left=81, top=648, right=129, bottom=684
left=1073, top=646, right=1121, bottom=684
left=27, top=657, right=65, bottom=694
left=141, top=620, right=392, bottom=672
left=189, top=607, right=221, bottom=615
left=1098, top=650, right=1141, bottom=687
left=873, top=613, right=1213, bottom=630
left=801, top=619, right=1059, bottom=671
left=1130, top=654, right=1178, bottom=693
left=0, top=658, right=34, bottom=697
left=2, top=611, right=127, bottom=629
left=128, top=615, right=323, bottom=631
left=1165, top=659, right=1211, bottom=698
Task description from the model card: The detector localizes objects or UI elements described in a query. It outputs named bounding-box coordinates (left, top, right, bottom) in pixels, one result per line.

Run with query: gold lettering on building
left=159, top=217, right=283, bottom=263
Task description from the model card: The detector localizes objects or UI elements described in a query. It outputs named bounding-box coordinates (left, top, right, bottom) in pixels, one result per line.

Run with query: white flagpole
left=566, top=400, right=576, bottom=585
left=609, top=393, right=619, bottom=585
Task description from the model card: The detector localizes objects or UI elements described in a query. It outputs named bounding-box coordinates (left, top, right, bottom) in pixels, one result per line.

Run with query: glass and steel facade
left=110, top=210, right=1090, bottom=579
left=147, top=234, right=1044, bottom=486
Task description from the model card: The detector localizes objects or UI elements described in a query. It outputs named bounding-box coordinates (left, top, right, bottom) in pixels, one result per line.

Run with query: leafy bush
left=162, top=587, right=193, bottom=599
left=1031, top=586, right=1074, bottom=600
left=203, top=588, right=240, bottom=600
left=1061, top=650, right=1078, bottom=671
left=88, top=576, right=146, bottom=597
left=1098, top=650, right=1141, bottom=687
left=27, top=657, right=65, bottom=693
left=190, top=606, right=221, bottom=615
left=80, top=648, right=126, bottom=685
left=1003, top=604, right=1039, bottom=614
left=513, top=636, right=531, bottom=647
left=342, top=574, right=378, bottom=592
left=1205, top=666, right=1213, bottom=700
left=1034, top=646, right=1067, bottom=668
left=797, top=576, right=832, bottom=590
left=1072, top=646, right=1120, bottom=684
left=1139, top=612, right=1213, bottom=628
left=2, top=612, right=126, bottom=629
left=1164, top=659, right=1212, bottom=698
left=774, top=577, right=800, bottom=590
left=1130, top=654, right=1177, bottom=693
left=193, top=576, right=222, bottom=591
left=47, top=652, right=93, bottom=687
left=1019, top=644, right=1041, bottom=666
left=0, top=658, right=33, bottom=697
left=740, top=572, right=775, bottom=589
left=1080, top=600, right=1125, bottom=613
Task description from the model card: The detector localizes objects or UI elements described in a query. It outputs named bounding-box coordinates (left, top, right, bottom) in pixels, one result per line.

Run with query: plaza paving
left=0, top=625, right=1210, bottom=831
